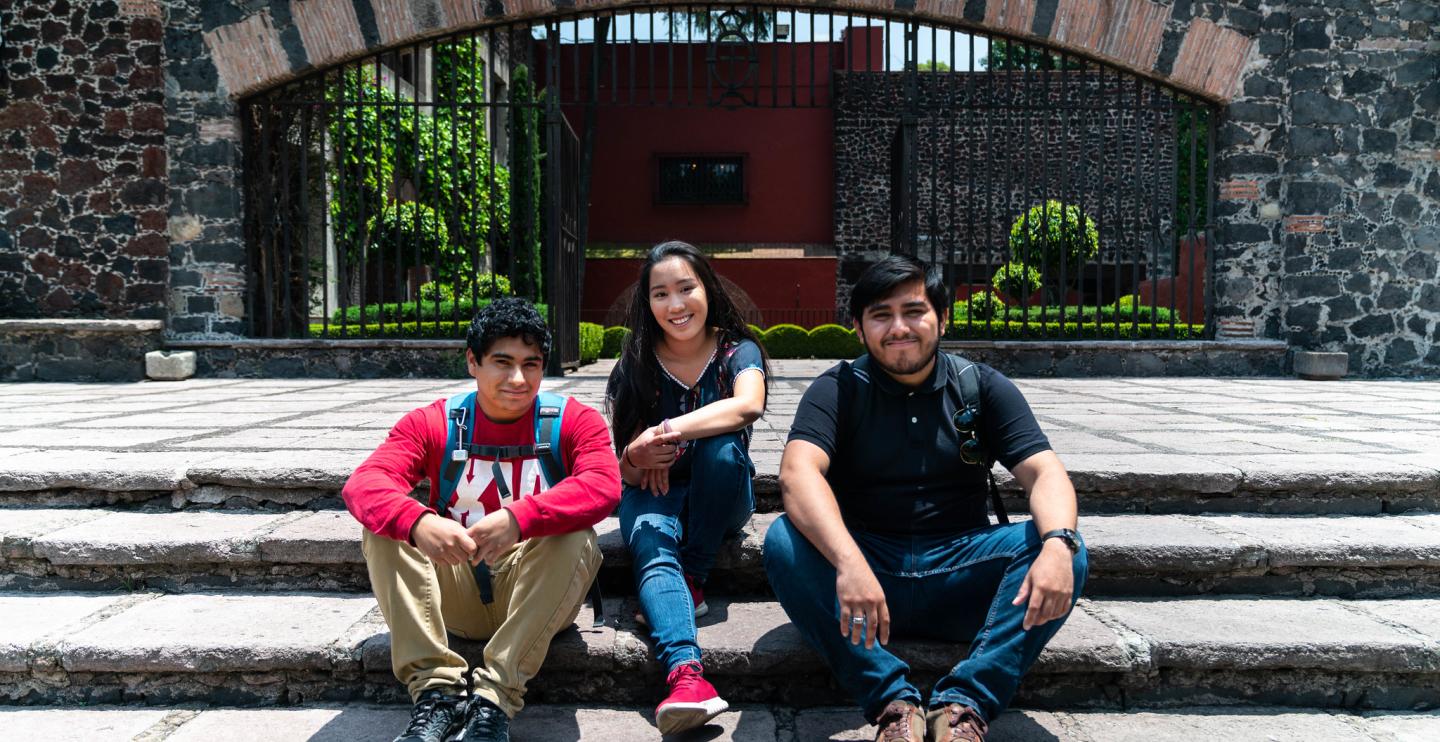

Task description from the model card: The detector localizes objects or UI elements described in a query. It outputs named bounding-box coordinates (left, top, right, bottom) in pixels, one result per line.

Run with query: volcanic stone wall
left=0, top=0, right=169, bottom=320
left=833, top=70, right=1180, bottom=316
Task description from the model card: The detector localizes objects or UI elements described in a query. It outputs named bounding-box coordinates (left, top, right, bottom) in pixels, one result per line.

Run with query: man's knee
left=528, top=528, right=598, bottom=564
left=762, top=514, right=802, bottom=572
left=362, top=526, right=411, bottom=565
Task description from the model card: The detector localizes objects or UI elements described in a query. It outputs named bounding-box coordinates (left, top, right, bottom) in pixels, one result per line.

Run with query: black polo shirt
left=787, top=354, right=1051, bottom=536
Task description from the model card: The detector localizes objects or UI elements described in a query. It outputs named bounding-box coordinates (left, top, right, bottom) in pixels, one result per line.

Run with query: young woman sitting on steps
left=606, top=240, right=770, bottom=735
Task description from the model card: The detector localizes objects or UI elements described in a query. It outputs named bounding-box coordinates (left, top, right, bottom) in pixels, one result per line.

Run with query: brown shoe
left=874, top=700, right=925, bottom=742
left=925, top=704, right=988, bottom=742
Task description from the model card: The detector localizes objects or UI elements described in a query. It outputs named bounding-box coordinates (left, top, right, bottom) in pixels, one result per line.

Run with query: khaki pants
left=362, top=527, right=601, bottom=717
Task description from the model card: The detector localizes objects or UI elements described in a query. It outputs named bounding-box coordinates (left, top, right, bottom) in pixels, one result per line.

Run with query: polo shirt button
left=910, top=416, right=917, bottom=423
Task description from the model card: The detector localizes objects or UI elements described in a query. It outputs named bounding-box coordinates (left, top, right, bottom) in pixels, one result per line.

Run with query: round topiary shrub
left=807, top=324, right=864, bottom=358
left=763, top=324, right=810, bottom=359
left=368, top=201, right=449, bottom=266
left=991, top=262, right=1043, bottom=302
left=967, top=290, right=1006, bottom=321
left=1008, top=200, right=1099, bottom=276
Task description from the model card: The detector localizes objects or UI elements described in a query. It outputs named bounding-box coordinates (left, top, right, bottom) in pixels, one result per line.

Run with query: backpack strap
left=530, top=390, right=605, bottom=628
left=438, top=392, right=477, bottom=520
left=946, top=354, right=1008, bottom=525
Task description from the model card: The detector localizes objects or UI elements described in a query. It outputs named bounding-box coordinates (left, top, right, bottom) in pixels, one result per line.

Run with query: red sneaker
left=655, top=661, right=728, bottom=735
left=684, top=573, right=709, bottom=619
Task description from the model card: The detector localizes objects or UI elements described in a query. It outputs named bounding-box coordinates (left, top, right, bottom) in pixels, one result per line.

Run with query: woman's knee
left=692, top=431, right=750, bottom=470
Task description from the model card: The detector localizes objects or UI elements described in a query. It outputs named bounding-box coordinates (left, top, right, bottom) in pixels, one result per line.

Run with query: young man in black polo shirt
left=764, top=256, right=1088, bottom=742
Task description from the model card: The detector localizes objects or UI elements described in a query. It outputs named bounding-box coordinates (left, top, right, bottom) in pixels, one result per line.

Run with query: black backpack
left=835, top=353, right=1009, bottom=524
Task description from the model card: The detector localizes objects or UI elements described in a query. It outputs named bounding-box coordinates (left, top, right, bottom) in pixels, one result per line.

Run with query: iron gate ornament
left=706, top=10, right=761, bottom=108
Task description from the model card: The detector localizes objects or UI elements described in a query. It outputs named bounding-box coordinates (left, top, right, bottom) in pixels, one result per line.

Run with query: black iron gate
left=241, top=4, right=1218, bottom=353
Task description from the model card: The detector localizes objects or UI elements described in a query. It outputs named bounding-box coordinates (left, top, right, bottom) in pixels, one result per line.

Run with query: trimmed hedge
left=601, top=326, right=630, bottom=358
left=945, top=321, right=1205, bottom=340
left=310, top=321, right=471, bottom=339
left=761, top=324, right=810, bottom=358
left=579, top=322, right=603, bottom=364
left=805, top=324, right=864, bottom=358
left=954, top=302, right=1177, bottom=325
left=331, top=298, right=547, bottom=325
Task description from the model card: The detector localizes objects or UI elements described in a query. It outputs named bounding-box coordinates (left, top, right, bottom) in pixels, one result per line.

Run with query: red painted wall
left=583, top=256, right=838, bottom=327
left=539, top=28, right=884, bottom=247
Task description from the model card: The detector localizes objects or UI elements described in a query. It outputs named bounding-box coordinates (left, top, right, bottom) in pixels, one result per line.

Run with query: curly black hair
left=466, top=297, right=552, bottom=362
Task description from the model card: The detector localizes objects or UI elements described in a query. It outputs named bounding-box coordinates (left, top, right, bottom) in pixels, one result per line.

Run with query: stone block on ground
left=1197, top=514, right=1440, bottom=567
left=257, top=510, right=363, bottom=564
left=61, top=592, right=376, bottom=673
left=0, top=708, right=171, bottom=740
left=32, top=510, right=287, bottom=564
left=0, top=592, right=131, bottom=671
left=1064, top=707, right=1370, bottom=741
left=146, top=350, right=197, bottom=381
left=1293, top=351, right=1351, bottom=380
left=1080, top=515, right=1259, bottom=572
left=1095, top=596, right=1439, bottom=671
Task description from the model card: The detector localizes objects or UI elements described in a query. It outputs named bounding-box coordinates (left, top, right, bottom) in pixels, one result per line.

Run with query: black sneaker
left=456, top=696, right=510, bottom=742
left=394, top=689, right=465, bottom=742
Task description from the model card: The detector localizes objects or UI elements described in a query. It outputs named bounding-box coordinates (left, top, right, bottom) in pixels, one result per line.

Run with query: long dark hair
left=606, top=240, right=770, bottom=450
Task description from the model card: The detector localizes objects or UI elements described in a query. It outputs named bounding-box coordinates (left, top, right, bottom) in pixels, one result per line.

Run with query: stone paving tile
left=1064, top=707, right=1370, bottom=741
left=1057, top=453, right=1242, bottom=494
left=1196, top=515, right=1440, bottom=567
left=0, top=707, right=171, bottom=741
left=0, top=592, right=130, bottom=671
left=32, top=510, right=289, bottom=565
left=1079, top=515, right=1257, bottom=571
left=257, top=510, right=363, bottom=564
left=0, top=411, right=113, bottom=427
left=0, top=507, right=109, bottom=556
left=1095, top=596, right=1438, bottom=671
left=1219, top=431, right=1397, bottom=454
left=0, top=450, right=196, bottom=491
left=1351, top=599, right=1440, bottom=643
left=62, top=592, right=376, bottom=672
left=1108, top=431, right=1295, bottom=455
left=0, top=427, right=209, bottom=448
left=1361, top=711, right=1440, bottom=742
left=185, top=450, right=365, bottom=488
left=58, top=412, right=299, bottom=429
left=794, top=708, right=1068, bottom=741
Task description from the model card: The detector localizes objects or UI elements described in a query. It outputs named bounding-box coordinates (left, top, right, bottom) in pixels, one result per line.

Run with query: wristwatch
left=1040, top=528, right=1080, bottom=554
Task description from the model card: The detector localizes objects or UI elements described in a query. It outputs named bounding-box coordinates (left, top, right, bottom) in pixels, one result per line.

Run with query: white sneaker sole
left=656, top=696, right=729, bottom=735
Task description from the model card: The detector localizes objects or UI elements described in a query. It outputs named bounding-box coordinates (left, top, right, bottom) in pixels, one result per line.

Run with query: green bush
left=1008, top=200, right=1100, bottom=276
left=966, top=291, right=1006, bottom=321
left=1112, top=295, right=1177, bottom=324
left=417, top=273, right=511, bottom=303
left=579, top=322, right=603, bottom=364
left=601, top=326, right=630, bottom=358
left=944, top=320, right=1204, bottom=341
left=330, top=298, right=547, bottom=325
left=367, top=201, right=449, bottom=272
left=807, top=324, right=863, bottom=358
left=310, top=320, right=471, bottom=339
left=991, top=262, right=1043, bottom=301
left=763, top=324, right=811, bottom=358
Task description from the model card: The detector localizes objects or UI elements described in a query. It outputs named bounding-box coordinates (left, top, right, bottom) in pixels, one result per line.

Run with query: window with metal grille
left=656, top=155, right=746, bottom=205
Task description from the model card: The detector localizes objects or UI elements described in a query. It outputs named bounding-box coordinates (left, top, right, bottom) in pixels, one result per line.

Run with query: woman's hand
left=638, top=467, right=672, bottom=496
left=626, top=425, right=684, bottom=469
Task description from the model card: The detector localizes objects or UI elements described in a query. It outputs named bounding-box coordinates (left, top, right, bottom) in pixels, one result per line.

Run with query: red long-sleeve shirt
left=342, top=395, right=620, bottom=542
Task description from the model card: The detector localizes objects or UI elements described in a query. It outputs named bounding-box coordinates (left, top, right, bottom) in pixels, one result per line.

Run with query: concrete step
left=2, top=704, right=1436, bottom=741
left=5, top=508, right=1440, bottom=598
left=4, top=591, right=1439, bottom=709
left=3, top=448, right=1438, bottom=515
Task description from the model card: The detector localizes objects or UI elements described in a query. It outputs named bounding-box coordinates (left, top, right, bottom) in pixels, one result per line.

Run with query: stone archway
left=204, top=1, right=1253, bottom=104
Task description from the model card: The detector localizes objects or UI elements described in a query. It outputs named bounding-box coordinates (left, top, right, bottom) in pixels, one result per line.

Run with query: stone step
left=3, top=448, right=1437, bottom=515
left=2, top=704, right=1436, bottom=741
left=5, top=508, right=1440, bottom=598
left=4, top=591, right=1439, bottom=709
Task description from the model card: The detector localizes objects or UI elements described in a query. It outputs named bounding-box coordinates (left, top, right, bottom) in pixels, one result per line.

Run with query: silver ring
left=851, top=616, right=866, bottom=624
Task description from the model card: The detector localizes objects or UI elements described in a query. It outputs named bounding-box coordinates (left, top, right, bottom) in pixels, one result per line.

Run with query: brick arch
left=205, top=0, right=1254, bottom=103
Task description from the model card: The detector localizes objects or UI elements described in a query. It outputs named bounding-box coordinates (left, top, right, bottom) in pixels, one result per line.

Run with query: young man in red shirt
left=343, top=298, right=620, bottom=742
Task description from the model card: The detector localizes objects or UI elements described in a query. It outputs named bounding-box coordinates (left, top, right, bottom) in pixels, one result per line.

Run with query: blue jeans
left=763, top=514, right=1088, bottom=723
left=619, top=431, right=755, bottom=671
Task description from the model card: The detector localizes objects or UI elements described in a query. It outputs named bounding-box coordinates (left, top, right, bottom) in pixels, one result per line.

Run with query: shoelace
left=877, top=706, right=916, bottom=741
left=401, top=696, right=452, bottom=737
left=944, top=706, right=988, bottom=741
left=467, top=702, right=506, bottom=735
left=666, top=662, right=705, bottom=694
